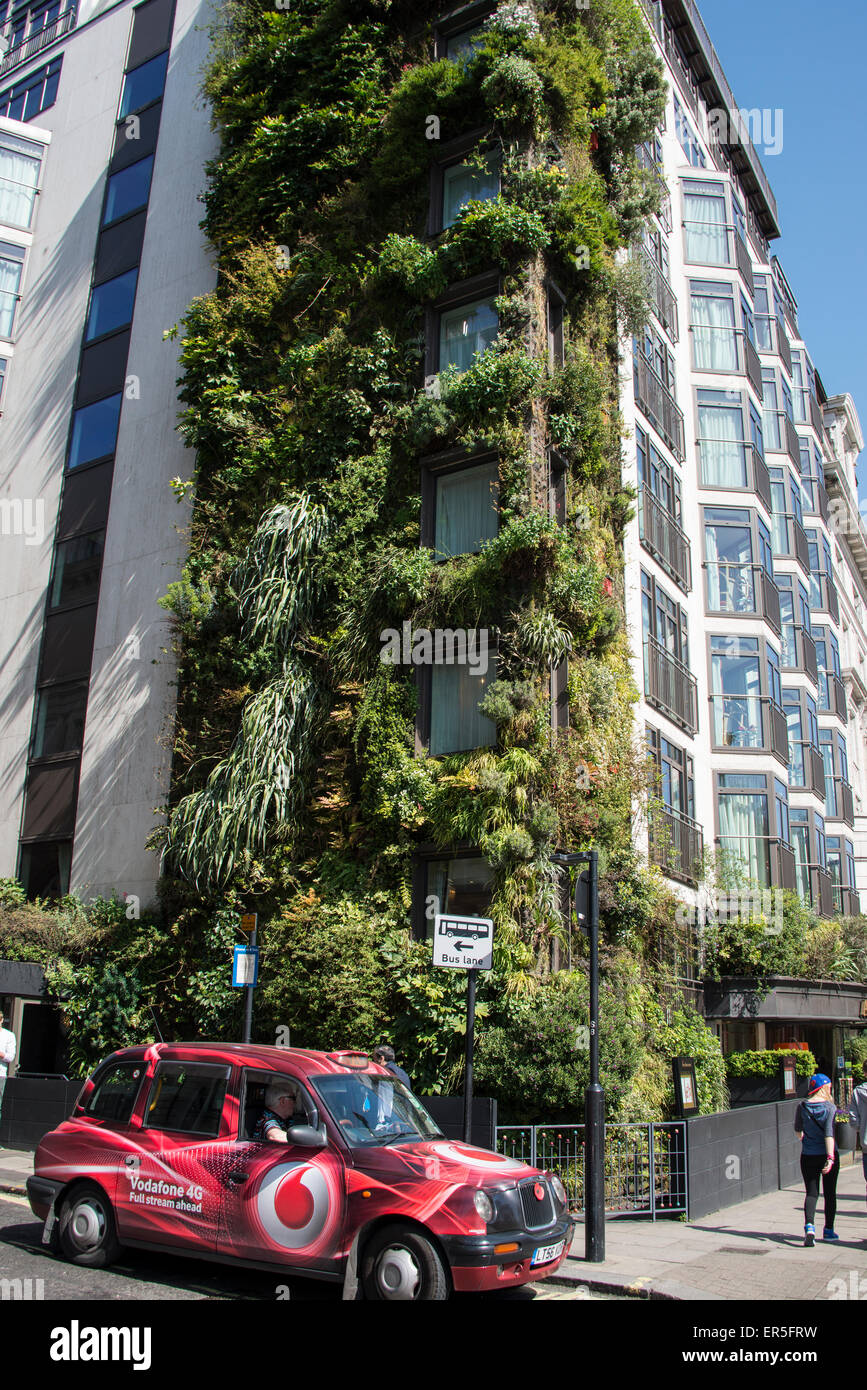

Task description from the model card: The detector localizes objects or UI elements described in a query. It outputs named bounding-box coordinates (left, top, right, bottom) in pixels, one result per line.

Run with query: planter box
left=834, top=1120, right=858, bottom=1152
left=727, top=1074, right=809, bottom=1108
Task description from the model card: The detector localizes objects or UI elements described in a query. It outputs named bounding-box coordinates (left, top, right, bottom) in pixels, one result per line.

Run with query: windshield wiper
left=373, top=1128, right=419, bottom=1146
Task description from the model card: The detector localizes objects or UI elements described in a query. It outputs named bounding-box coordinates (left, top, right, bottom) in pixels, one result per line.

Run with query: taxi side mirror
left=287, top=1124, right=327, bottom=1149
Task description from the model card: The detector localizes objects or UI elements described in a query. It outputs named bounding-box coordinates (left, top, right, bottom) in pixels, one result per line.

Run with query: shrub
left=725, top=1048, right=816, bottom=1080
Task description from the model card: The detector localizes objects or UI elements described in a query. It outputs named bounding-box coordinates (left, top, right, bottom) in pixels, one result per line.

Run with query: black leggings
left=800, top=1153, right=839, bottom=1227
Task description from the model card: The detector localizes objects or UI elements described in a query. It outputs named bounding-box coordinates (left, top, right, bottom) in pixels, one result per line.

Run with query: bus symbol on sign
left=433, top=914, right=494, bottom=971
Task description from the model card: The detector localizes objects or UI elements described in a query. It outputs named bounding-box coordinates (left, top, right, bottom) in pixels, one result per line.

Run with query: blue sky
left=698, top=0, right=867, bottom=492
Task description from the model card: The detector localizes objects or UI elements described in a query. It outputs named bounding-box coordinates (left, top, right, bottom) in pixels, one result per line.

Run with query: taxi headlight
left=551, top=1175, right=567, bottom=1207
left=473, top=1190, right=495, bottom=1223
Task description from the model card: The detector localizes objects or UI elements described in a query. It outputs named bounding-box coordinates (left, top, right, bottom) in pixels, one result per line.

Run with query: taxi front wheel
left=58, top=1183, right=121, bottom=1268
left=361, top=1225, right=449, bottom=1301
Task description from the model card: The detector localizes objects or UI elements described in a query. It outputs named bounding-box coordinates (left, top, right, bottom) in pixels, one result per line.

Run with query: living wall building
left=0, top=0, right=216, bottom=907
left=626, top=0, right=867, bottom=1060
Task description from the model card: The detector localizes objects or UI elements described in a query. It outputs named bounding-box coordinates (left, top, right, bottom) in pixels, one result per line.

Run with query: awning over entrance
left=704, top=976, right=867, bottom=1026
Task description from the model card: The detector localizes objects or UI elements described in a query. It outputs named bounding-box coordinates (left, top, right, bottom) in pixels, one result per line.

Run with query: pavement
left=3, top=1145, right=866, bottom=1301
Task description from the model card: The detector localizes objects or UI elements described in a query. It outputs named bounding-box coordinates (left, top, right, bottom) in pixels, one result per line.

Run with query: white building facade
left=0, top=0, right=216, bottom=906
left=625, top=0, right=866, bottom=1007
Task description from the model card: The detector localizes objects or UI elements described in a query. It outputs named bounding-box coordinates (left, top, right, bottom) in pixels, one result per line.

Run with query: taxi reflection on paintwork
left=27, top=1043, right=573, bottom=1301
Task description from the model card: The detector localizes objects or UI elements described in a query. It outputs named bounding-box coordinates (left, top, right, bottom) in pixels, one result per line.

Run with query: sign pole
left=242, top=922, right=257, bottom=1044
left=584, top=849, right=605, bottom=1263
left=463, top=968, right=476, bottom=1144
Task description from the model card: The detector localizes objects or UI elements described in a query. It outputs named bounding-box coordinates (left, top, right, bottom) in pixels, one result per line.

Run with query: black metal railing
left=644, top=635, right=698, bottom=733
left=809, top=395, right=825, bottom=439
left=639, top=487, right=691, bottom=592
left=0, top=6, right=75, bottom=77
left=634, top=353, right=686, bottom=462
left=638, top=245, right=678, bottom=341
left=810, top=865, right=834, bottom=918
left=812, top=574, right=840, bottom=625
left=743, top=335, right=763, bottom=398
left=649, top=804, right=703, bottom=885
left=788, top=741, right=826, bottom=797
left=781, top=626, right=818, bottom=683
left=834, top=885, right=861, bottom=917
left=825, top=777, right=855, bottom=827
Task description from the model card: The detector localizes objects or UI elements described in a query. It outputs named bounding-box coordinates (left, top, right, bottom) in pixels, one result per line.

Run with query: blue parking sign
left=232, top=944, right=259, bottom=987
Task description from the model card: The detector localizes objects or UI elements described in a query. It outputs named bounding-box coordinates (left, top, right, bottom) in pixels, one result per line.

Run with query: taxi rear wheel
left=58, top=1183, right=121, bottom=1268
left=361, top=1225, right=449, bottom=1302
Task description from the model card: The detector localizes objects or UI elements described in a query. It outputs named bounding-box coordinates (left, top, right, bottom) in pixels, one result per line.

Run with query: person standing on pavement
left=794, top=1073, right=839, bottom=1247
left=373, top=1044, right=411, bottom=1090
left=0, top=1010, right=16, bottom=1141
left=848, top=1063, right=867, bottom=1220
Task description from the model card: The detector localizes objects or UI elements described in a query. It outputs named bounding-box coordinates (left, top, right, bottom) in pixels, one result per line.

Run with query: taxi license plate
left=531, top=1239, right=564, bottom=1267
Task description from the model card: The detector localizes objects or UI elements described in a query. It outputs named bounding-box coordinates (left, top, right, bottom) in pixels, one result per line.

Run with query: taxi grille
left=519, top=1178, right=554, bottom=1230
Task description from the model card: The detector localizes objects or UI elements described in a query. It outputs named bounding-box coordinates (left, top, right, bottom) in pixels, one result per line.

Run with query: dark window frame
left=424, top=270, right=500, bottom=380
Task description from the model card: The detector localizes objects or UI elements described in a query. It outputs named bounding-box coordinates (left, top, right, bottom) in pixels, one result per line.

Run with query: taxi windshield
left=312, top=1072, right=443, bottom=1147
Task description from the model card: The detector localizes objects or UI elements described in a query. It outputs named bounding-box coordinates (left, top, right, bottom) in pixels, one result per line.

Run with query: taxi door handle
left=227, top=1171, right=249, bottom=1185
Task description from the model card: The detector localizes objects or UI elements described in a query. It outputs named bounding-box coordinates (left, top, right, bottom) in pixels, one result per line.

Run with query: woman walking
left=794, top=1073, right=839, bottom=1247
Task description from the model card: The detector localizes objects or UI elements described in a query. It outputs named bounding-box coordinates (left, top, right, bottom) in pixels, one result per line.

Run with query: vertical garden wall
left=0, top=0, right=733, bottom=1115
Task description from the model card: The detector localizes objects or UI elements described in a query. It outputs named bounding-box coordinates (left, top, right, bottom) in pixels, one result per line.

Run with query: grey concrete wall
left=687, top=1100, right=802, bottom=1219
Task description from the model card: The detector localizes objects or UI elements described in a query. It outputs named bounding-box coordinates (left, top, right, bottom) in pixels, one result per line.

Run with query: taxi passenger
left=253, top=1081, right=307, bottom=1143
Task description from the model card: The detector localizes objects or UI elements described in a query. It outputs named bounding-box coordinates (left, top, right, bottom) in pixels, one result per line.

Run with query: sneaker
left=804, top=1224, right=815, bottom=1247
left=823, top=1228, right=840, bottom=1241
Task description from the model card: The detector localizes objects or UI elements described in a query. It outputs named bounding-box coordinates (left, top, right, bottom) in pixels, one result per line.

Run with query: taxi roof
left=105, top=1042, right=387, bottom=1076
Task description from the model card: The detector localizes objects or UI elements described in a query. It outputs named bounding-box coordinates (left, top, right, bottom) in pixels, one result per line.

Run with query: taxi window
left=85, top=1061, right=146, bottom=1125
left=144, top=1063, right=229, bottom=1137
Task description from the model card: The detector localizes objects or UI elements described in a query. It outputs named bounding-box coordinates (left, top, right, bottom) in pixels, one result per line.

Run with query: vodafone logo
left=254, top=1161, right=335, bottom=1253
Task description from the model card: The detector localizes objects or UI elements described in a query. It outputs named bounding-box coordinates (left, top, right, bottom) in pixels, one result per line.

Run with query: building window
left=673, top=93, right=705, bottom=167
left=68, top=393, right=122, bottom=469
left=696, top=388, right=754, bottom=488
left=0, top=56, right=61, bottom=122
left=18, top=839, right=71, bottom=898
left=85, top=268, right=138, bottom=342
left=118, top=50, right=169, bottom=119
left=0, top=239, right=24, bottom=338
left=0, top=354, right=6, bottom=404
left=783, top=686, right=820, bottom=790
left=441, top=150, right=499, bottom=230
left=426, top=456, right=499, bottom=559
left=48, top=531, right=103, bottom=609
left=637, top=424, right=682, bottom=521
left=813, top=627, right=841, bottom=713
left=776, top=573, right=812, bottom=670
left=716, top=773, right=773, bottom=888
left=638, top=322, right=676, bottom=394
left=710, top=634, right=781, bottom=750
left=646, top=726, right=694, bottom=817
left=768, top=466, right=806, bottom=560
left=682, top=179, right=729, bottom=266
left=0, top=131, right=42, bottom=228
left=547, top=282, right=565, bottom=371
left=641, top=569, right=688, bottom=664
left=429, top=658, right=496, bottom=756
left=790, top=806, right=828, bottom=911
left=102, top=155, right=154, bottom=226
left=703, top=505, right=774, bottom=617
left=805, top=527, right=833, bottom=610
left=416, top=854, right=494, bottom=940
left=690, top=280, right=737, bottom=371
left=31, top=682, right=88, bottom=758
left=819, top=728, right=850, bottom=820
left=436, top=294, right=497, bottom=374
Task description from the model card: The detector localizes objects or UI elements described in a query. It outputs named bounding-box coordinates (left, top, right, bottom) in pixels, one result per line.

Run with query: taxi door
left=216, top=1068, right=348, bottom=1275
left=113, top=1059, right=232, bottom=1253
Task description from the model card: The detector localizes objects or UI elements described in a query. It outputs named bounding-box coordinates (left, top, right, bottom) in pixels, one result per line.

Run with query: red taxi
left=27, top=1042, right=573, bottom=1300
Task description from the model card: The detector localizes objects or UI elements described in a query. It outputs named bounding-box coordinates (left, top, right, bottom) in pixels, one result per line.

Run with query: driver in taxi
left=253, top=1081, right=308, bottom=1143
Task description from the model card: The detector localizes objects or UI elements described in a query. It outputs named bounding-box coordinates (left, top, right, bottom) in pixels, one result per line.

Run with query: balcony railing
left=697, top=439, right=770, bottom=512
left=809, top=395, right=825, bottom=439
left=639, top=487, right=691, bottom=593
left=788, top=741, right=826, bottom=797
left=635, top=142, right=672, bottom=232
left=0, top=288, right=20, bottom=341
left=781, top=625, right=818, bottom=684
left=818, top=671, right=847, bottom=721
left=734, top=231, right=754, bottom=295
left=711, top=695, right=788, bottom=762
left=0, top=7, right=76, bottom=77
left=705, top=561, right=780, bottom=634
left=810, top=865, right=835, bottom=918
left=633, top=353, right=686, bottom=462
left=772, top=513, right=810, bottom=574
left=825, top=777, right=855, bottom=827
left=716, top=839, right=796, bottom=894
left=690, top=328, right=763, bottom=401
left=833, top=885, right=861, bottom=916
left=811, top=573, right=840, bottom=625
left=644, top=635, right=698, bottom=733
left=649, top=804, right=703, bottom=885
left=775, top=841, right=797, bottom=893
left=637, top=246, right=678, bottom=341
left=743, top=335, right=763, bottom=399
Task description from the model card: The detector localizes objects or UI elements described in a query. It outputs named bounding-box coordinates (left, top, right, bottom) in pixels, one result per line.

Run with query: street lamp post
left=552, top=849, right=605, bottom=1263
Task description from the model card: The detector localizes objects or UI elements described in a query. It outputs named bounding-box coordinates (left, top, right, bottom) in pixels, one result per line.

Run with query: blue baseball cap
left=808, top=1073, right=831, bottom=1095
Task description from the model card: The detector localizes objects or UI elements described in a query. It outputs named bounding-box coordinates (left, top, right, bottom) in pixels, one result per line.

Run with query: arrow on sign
left=455, top=941, right=474, bottom=952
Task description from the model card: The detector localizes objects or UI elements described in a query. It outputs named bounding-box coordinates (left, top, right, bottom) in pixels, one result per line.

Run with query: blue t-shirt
left=795, top=1099, right=835, bottom=1156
